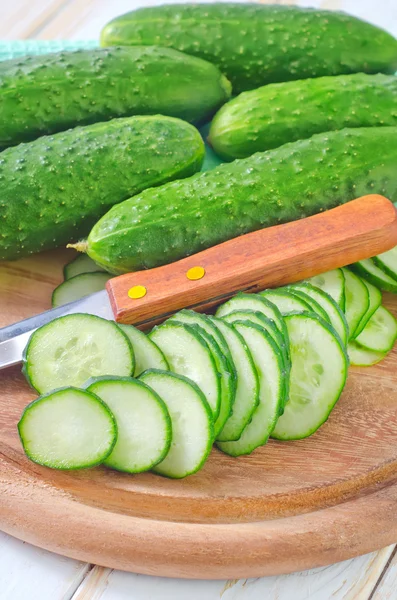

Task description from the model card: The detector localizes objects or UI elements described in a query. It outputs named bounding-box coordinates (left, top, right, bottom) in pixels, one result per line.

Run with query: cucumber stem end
left=67, top=241, right=88, bottom=253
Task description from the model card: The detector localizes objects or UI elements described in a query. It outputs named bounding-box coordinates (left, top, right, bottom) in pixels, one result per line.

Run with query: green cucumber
left=351, top=259, right=397, bottom=293
left=342, top=268, right=370, bottom=339
left=86, top=377, right=171, bottom=473
left=272, top=313, right=348, bottom=440
left=354, top=306, right=397, bottom=353
left=83, top=127, right=397, bottom=274
left=208, top=318, right=259, bottom=442
left=64, top=254, right=106, bottom=279
left=348, top=341, right=387, bottom=367
left=51, top=272, right=111, bottom=307
left=18, top=387, right=117, bottom=470
left=353, top=280, right=382, bottom=338
left=118, top=324, right=169, bottom=376
left=149, top=321, right=221, bottom=419
left=0, top=46, right=231, bottom=150
left=140, top=370, right=214, bottom=478
left=209, top=74, right=397, bottom=159
left=217, top=321, right=284, bottom=456
left=23, top=314, right=134, bottom=394
left=373, top=246, right=397, bottom=281
left=305, top=269, right=346, bottom=311
left=260, top=289, right=313, bottom=315
left=283, top=288, right=331, bottom=324
left=101, top=4, right=397, bottom=93
left=0, top=115, right=204, bottom=261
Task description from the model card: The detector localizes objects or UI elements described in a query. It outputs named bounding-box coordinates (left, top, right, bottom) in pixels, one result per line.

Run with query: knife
left=1, top=194, right=397, bottom=370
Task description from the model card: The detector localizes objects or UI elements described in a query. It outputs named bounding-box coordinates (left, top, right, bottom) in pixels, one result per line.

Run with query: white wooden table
left=1, top=0, right=397, bottom=598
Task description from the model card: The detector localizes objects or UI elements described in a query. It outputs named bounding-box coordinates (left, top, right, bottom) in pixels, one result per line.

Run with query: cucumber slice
left=64, top=254, right=107, bottom=280
left=217, top=321, right=284, bottom=456
left=373, top=246, right=397, bottom=281
left=86, top=377, right=171, bottom=473
left=23, top=314, right=135, bottom=394
left=348, top=341, right=387, bottom=367
left=140, top=370, right=213, bottom=478
left=354, top=306, right=397, bottom=353
left=341, top=268, right=370, bottom=339
left=52, top=272, right=111, bottom=307
left=187, top=323, right=235, bottom=438
left=284, top=288, right=330, bottom=324
left=353, top=280, right=382, bottom=338
left=287, top=282, right=348, bottom=346
left=221, top=309, right=290, bottom=413
left=209, top=317, right=259, bottom=442
left=305, top=269, right=346, bottom=311
left=18, top=387, right=117, bottom=469
left=272, top=313, right=348, bottom=440
left=118, top=324, right=169, bottom=376
left=260, top=289, right=312, bottom=314
left=351, top=259, right=397, bottom=294
left=149, top=321, right=221, bottom=419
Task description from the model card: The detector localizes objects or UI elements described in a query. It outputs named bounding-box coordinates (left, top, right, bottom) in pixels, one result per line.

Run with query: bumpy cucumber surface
left=0, top=116, right=204, bottom=261
left=85, top=127, right=397, bottom=274
left=101, top=4, right=397, bottom=93
left=0, top=46, right=230, bottom=150
left=209, top=74, right=397, bottom=159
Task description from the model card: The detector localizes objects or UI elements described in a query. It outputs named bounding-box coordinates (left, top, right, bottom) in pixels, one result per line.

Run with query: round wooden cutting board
left=1, top=249, right=397, bottom=579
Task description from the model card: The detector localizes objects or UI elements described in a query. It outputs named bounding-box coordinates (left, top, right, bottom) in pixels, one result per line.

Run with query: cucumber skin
left=0, top=115, right=204, bottom=261
left=0, top=46, right=231, bottom=150
left=209, top=74, right=397, bottom=160
left=87, top=127, right=397, bottom=274
left=101, top=4, right=397, bottom=94
left=351, top=262, right=397, bottom=293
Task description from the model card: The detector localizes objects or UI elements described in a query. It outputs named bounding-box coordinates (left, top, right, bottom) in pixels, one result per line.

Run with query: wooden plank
left=71, top=547, right=395, bottom=600
left=0, top=531, right=90, bottom=600
left=369, top=547, right=397, bottom=599
left=0, top=0, right=70, bottom=40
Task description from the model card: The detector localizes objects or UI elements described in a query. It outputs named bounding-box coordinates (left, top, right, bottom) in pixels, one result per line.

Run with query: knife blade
left=0, top=290, right=113, bottom=369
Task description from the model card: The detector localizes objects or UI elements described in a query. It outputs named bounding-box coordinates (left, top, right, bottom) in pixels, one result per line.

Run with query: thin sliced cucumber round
left=351, top=259, right=397, bottom=294
left=355, top=306, right=397, bottom=353
left=52, top=272, right=111, bottom=307
left=209, top=317, right=259, bottom=442
left=23, top=314, right=135, bottom=394
left=221, top=309, right=290, bottom=410
left=118, top=324, right=169, bottom=376
left=284, top=288, right=330, bottom=324
left=353, top=280, right=382, bottom=338
left=149, top=321, right=220, bottom=419
left=86, top=377, right=171, bottom=473
left=373, top=246, right=397, bottom=282
left=305, top=269, right=346, bottom=311
left=140, top=370, right=213, bottom=478
left=217, top=321, right=284, bottom=456
left=260, top=289, right=312, bottom=314
left=187, top=323, right=235, bottom=438
left=348, top=341, right=387, bottom=367
left=341, top=268, right=370, bottom=339
left=272, top=312, right=348, bottom=440
left=215, top=292, right=290, bottom=361
left=18, top=387, right=117, bottom=469
left=287, top=282, right=348, bottom=346
left=64, top=254, right=107, bottom=280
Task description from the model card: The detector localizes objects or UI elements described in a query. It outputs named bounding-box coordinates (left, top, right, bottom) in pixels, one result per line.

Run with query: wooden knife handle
left=106, top=195, right=397, bottom=328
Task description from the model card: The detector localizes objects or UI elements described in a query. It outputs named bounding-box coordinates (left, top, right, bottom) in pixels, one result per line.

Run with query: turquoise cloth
left=0, top=39, right=98, bottom=61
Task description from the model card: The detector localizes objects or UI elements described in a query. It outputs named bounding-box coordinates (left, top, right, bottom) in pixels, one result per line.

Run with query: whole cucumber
left=101, top=4, right=397, bottom=93
left=0, top=46, right=231, bottom=150
left=209, top=73, right=397, bottom=160
left=83, top=127, right=397, bottom=274
left=0, top=116, right=204, bottom=261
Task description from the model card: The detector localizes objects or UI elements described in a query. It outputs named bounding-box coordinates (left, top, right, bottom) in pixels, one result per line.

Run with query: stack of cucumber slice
left=18, top=254, right=397, bottom=477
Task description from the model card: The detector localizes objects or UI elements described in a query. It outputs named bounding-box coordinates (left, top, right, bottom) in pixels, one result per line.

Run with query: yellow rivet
left=186, top=266, right=205, bottom=281
left=128, top=285, right=147, bottom=299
